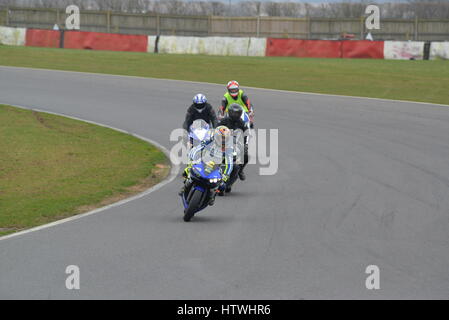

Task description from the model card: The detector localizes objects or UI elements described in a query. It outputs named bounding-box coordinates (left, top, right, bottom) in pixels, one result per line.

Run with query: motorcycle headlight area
left=209, top=178, right=221, bottom=183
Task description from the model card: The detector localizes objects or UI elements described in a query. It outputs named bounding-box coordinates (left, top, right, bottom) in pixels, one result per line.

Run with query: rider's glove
left=249, top=110, right=255, bottom=126
left=222, top=175, right=229, bottom=182
left=218, top=181, right=226, bottom=192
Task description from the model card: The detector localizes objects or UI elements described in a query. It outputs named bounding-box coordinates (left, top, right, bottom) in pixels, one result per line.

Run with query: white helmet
left=193, top=93, right=207, bottom=110
left=226, top=80, right=240, bottom=98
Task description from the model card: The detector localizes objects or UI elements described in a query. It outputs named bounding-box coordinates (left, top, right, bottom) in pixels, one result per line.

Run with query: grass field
left=0, top=105, right=168, bottom=237
left=1, top=45, right=448, bottom=105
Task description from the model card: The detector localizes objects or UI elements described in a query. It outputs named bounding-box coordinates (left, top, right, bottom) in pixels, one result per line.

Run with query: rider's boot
left=178, top=167, right=190, bottom=196
left=238, top=166, right=246, bottom=181
left=178, top=185, right=185, bottom=196
left=179, top=177, right=192, bottom=196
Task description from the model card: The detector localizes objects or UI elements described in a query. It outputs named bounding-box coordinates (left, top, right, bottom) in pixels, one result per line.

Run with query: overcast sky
left=222, top=0, right=409, bottom=2
left=220, top=0, right=407, bottom=3
left=204, top=0, right=412, bottom=4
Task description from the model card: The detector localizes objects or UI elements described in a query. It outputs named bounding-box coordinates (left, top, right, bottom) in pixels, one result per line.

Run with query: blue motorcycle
left=180, top=161, right=222, bottom=222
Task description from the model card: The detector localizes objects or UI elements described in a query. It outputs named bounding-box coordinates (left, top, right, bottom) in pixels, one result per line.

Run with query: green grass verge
left=0, top=105, right=168, bottom=237
left=0, top=45, right=449, bottom=105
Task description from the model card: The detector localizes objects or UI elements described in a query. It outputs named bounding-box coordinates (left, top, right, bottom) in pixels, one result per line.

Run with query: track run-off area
left=0, top=66, right=449, bottom=299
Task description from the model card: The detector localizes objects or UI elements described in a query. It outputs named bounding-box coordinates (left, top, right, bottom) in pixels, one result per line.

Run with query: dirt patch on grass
left=33, top=111, right=54, bottom=129
left=0, top=227, right=18, bottom=232
left=74, top=163, right=170, bottom=214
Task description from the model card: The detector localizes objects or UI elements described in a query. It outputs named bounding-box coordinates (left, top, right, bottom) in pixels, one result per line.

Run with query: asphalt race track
left=1, top=66, right=449, bottom=299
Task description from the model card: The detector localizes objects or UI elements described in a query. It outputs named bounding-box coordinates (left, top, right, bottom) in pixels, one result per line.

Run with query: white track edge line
left=0, top=103, right=180, bottom=242
left=1, top=65, right=448, bottom=108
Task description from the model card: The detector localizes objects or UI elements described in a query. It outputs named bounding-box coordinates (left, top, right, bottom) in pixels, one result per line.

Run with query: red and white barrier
left=154, top=36, right=266, bottom=56
left=25, top=29, right=60, bottom=48
left=430, top=42, right=449, bottom=60
left=0, top=26, right=26, bottom=46
left=342, top=40, right=384, bottom=59
left=147, top=35, right=157, bottom=53
left=2, top=26, right=446, bottom=61
left=266, top=38, right=384, bottom=59
left=248, top=38, right=266, bottom=57
left=64, top=31, right=147, bottom=52
left=384, top=41, right=425, bottom=60
left=266, top=39, right=342, bottom=58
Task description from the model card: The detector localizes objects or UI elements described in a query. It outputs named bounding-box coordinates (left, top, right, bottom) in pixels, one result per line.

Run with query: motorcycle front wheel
left=183, top=189, right=203, bottom=222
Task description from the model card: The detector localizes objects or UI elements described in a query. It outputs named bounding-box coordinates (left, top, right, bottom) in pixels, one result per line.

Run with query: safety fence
left=1, top=26, right=449, bottom=60
left=2, top=7, right=449, bottom=41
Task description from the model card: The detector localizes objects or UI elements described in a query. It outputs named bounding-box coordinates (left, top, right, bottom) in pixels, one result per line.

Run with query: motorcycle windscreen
left=189, top=119, right=210, bottom=141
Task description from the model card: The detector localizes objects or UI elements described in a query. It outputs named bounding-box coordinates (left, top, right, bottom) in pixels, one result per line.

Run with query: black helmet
left=228, top=103, right=243, bottom=121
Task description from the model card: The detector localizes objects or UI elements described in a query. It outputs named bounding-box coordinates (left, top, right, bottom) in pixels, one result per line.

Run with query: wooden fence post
left=307, top=16, right=311, bottom=39
left=360, top=16, right=364, bottom=39
left=5, top=6, right=9, bottom=25
left=256, top=16, right=260, bottom=37
left=208, top=15, right=211, bottom=36
left=107, top=11, right=111, bottom=33
left=415, top=16, right=418, bottom=40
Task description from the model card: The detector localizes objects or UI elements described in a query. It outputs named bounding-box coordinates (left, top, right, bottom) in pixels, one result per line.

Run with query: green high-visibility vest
left=224, top=90, right=249, bottom=113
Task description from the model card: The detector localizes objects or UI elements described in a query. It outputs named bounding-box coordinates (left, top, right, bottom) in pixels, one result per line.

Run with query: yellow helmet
left=213, top=125, right=231, bottom=150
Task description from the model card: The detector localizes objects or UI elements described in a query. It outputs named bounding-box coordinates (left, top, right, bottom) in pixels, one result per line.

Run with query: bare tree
left=264, top=2, right=282, bottom=17
left=164, top=0, right=183, bottom=15
left=208, top=1, right=226, bottom=16
left=406, top=0, right=449, bottom=19
left=124, top=0, right=144, bottom=14
left=240, top=1, right=257, bottom=16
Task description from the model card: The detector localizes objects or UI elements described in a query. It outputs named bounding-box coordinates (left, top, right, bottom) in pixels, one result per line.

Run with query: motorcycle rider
left=183, top=93, right=217, bottom=131
left=219, top=80, right=254, bottom=128
left=217, top=104, right=250, bottom=181
left=179, top=126, right=234, bottom=206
